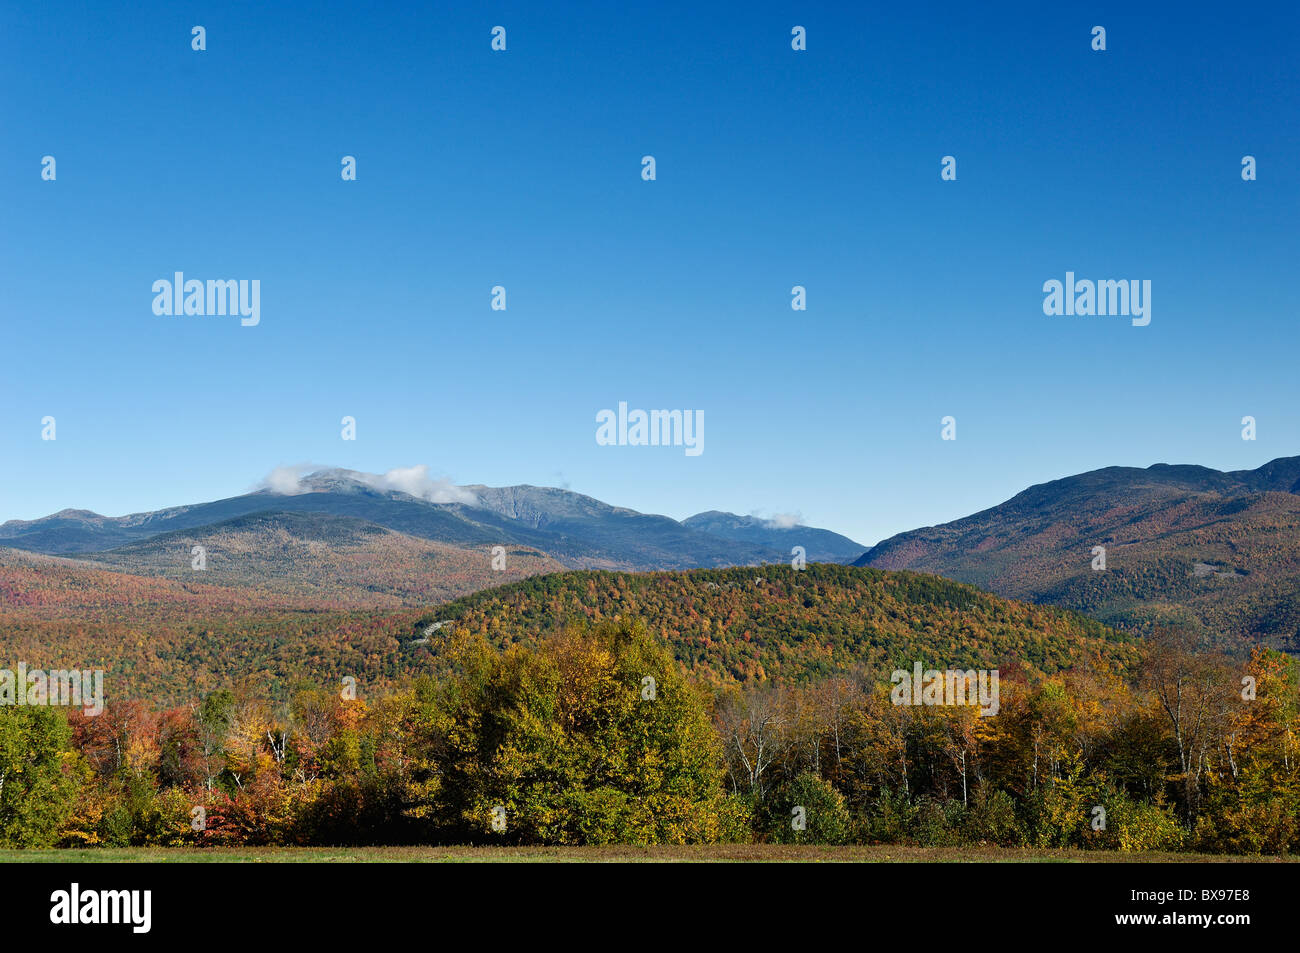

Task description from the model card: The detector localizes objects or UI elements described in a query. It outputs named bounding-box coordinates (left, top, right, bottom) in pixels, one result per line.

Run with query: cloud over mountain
left=258, top=465, right=478, bottom=505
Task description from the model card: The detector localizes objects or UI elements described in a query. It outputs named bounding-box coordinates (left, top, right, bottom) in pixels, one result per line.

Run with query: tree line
left=0, top=620, right=1294, bottom=853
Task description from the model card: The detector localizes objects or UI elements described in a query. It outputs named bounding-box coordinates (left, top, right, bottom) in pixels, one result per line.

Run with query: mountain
left=77, top=510, right=567, bottom=608
left=854, top=456, right=1300, bottom=651
left=408, top=563, right=1136, bottom=686
left=0, top=470, right=789, bottom=571
left=682, top=511, right=867, bottom=563
left=0, top=555, right=1135, bottom=703
left=0, top=544, right=425, bottom=704
left=457, top=484, right=786, bottom=568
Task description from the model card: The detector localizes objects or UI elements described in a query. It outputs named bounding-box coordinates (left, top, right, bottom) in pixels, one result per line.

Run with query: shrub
left=963, top=783, right=1023, bottom=846
left=765, top=774, right=851, bottom=845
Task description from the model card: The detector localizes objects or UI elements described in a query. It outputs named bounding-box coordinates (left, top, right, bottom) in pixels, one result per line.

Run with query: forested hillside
left=2, top=556, right=1133, bottom=704
left=412, top=564, right=1137, bottom=684
left=858, top=458, right=1300, bottom=650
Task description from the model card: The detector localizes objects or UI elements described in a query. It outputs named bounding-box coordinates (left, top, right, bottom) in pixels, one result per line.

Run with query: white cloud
left=260, top=464, right=316, bottom=495
left=750, top=509, right=803, bottom=529
left=357, top=465, right=477, bottom=505
left=255, top=464, right=477, bottom=505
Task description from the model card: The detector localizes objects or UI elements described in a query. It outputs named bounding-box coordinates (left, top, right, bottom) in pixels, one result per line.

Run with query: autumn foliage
left=0, top=622, right=1294, bottom=854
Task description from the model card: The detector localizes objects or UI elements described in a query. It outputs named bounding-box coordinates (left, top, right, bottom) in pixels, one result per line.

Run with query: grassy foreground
left=0, top=845, right=1291, bottom=863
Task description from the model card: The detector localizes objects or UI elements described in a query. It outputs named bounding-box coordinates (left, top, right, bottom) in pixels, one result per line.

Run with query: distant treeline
left=0, top=563, right=1136, bottom=707
left=0, top=620, right=1295, bottom=854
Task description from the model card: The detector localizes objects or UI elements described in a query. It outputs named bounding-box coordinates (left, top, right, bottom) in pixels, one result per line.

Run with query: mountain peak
left=259, top=465, right=478, bottom=505
left=856, top=452, right=1300, bottom=650
left=682, top=510, right=866, bottom=563
left=294, top=469, right=383, bottom=493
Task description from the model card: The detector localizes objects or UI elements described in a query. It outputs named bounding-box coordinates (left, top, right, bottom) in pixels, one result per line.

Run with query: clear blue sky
left=2, top=0, right=1297, bottom=546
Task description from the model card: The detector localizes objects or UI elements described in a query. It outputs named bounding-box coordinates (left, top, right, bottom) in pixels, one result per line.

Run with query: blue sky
left=2, top=0, right=1297, bottom=546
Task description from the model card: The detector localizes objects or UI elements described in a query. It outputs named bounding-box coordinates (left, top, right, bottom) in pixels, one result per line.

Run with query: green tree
left=765, top=773, right=851, bottom=845
left=0, top=707, right=80, bottom=847
left=434, top=619, right=730, bottom=844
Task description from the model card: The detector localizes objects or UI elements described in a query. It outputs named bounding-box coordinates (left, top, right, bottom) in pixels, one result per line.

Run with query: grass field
left=0, top=845, right=1291, bottom=863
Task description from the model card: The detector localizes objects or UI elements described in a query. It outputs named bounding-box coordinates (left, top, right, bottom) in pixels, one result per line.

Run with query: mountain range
left=855, top=456, right=1300, bottom=651
left=0, top=469, right=867, bottom=606
left=3, top=456, right=1297, bottom=704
